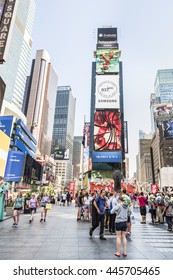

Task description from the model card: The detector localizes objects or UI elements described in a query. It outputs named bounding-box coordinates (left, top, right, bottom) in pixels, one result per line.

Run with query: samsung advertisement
left=95, top=75, right=120, bottom=109
left=4, top=151, right=25, bottom=182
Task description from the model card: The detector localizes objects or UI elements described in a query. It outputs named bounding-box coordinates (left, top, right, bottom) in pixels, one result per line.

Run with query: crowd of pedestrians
left=3, top=185, right=173, bottom=257
left=74, top=188, right=173, bottom=257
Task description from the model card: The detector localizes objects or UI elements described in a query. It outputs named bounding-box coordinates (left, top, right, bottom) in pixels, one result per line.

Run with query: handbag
left=45, top=203, right=52, bottom=210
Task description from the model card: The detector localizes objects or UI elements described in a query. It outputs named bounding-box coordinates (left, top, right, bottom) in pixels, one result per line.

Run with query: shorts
left=14, top=207, right=22, bottom=211
left=140, top=206, right=146, bottom=216
left=30, top=208, right=36, bottom=213
left=115, top=221, right=127, bottom=231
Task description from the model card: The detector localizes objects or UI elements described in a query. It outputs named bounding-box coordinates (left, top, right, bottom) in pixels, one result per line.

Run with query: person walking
left=89, top=190, right=108, bottom=240
left=109, top=191, right=119, bottom=234
left=77, top=190, right=84, bottom=221
left=29, top=194, right=38, bottom=223
left=138, top=192, right=147, bottom=224
left=12, top=192, right=24, bottom=228
left=40, top=193, right=50, bottom=222
left=148, top=194, right=157, bottom=224
left=163, top=195, right=173, bottom=231
left=111, top=196, right=130, bottom=257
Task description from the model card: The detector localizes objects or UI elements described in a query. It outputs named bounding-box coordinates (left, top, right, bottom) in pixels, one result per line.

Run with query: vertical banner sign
left=4, top=150, right=25, bottom=182
left=124, top=121, right=128, bottom=153
left=0, top=0, right=16, bottom=63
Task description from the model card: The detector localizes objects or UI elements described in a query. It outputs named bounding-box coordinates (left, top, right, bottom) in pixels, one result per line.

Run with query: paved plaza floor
left=0, top=203, right=173, bottom=260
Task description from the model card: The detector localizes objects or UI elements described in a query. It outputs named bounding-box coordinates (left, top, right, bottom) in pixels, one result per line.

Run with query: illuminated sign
left=94, top=111, right=121, bottom=151
left=95, top=75, right=120, bottom=109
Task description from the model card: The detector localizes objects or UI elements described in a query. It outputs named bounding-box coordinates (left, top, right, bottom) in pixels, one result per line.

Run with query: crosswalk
left=128, top=223, right=173, bottom=253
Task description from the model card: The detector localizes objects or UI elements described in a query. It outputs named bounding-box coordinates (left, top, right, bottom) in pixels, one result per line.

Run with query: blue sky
left=31, top=0, right=173, bottom=177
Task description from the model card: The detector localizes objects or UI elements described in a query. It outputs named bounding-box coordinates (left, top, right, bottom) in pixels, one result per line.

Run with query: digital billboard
left=94, top=111, right=121, bottom=151
left=97, top=28, right=117, bottom=43
left=92, top=151, right=122, bottom=162
left=153, top=103, right=173, bottom=122
left=4, top=151, right=25, bottom=182
left=96, top=49, right=119, bottom=74
left=0, top=130, right=10, bottom=176
left=96, top=42, right=119, bottom=50
left=0, top=115, right=14, bottom=136
left=54, top=148, right=69, bottom=160
left=95, top=75, right=120, bottom=109
left=124, top=121, right=128, bottom=153
left=163, top=121, right=173, bottom=139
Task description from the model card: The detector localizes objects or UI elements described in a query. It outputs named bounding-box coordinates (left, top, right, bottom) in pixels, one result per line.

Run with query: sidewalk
left=0, top=204, right=172, bottom=260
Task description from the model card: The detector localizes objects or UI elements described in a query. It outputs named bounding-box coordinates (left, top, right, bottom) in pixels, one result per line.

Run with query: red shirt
left=138, top=196, right=147, bottom=207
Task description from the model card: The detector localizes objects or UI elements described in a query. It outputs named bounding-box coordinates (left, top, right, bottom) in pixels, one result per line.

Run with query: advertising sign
left=15, top=127, right=36, bottom=153
left=159, top=83, right=173, bottom=103
left=153, top=103, right=173, bottom=122
left=4, top=150, right=25, bottom=182
left=0, top=0, right=17, bottom=63
left=94, top=111, right=121, bottom=150
left=96, top=43, right=119, bottom=50
left=68, top=182, right=75, bottom=199
left=160, top=167, right=173, bottom=189
left=96, top=49, right=119, bottom=74
left=83, top=146, right=89, bottom=173
left=54, top=148, right=69, bottom=160
left=124, top=121, right=128, bottom=153
left=163, top=121, right=173, bottom=139
left=97, top=27, right=117, bottom=43
left=89, top=182, right=114, bottom=193
left=83, top=122, right=90, bottom=148
left=92, top=151, right=122, bottom=163
left=0, top=115, right=14, bottom=136
left=0, top=130, right=10, bottom=176
left=95, top=75, right=120, bottom=109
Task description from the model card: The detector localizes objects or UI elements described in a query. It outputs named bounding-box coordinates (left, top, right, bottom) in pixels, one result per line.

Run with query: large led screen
left=95, top=75, right=120, bottom=109
left=163, top=121, right=173, bottom=139
left=153, top=103, right=173, bottom=122
left=94, top=111, right=121, bottom=151
left=96, top=49, right=119, bottom=74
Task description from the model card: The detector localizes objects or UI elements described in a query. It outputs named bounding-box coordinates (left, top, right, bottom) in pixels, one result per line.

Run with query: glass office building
left=52, top=86, right=76, bottom=186
left=154, top=69, right=173, bottom=103
left=0, top=0, right=36, bottom=112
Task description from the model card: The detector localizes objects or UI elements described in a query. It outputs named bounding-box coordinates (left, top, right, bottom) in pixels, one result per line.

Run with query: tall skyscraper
left=154, top=69, right=173, bottom=103
left=52, top=86, right=76, bottom=186
left=24, top=49, right=58, bottom=156
left=89, top=27, right=125, bottom=191
left=0, top=0, right=36, bottom=121
left=150, top=69, right=173, bottom=190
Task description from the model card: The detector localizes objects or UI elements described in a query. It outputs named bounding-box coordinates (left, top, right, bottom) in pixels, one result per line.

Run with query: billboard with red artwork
left=94, top=111, right=121, bottom=151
